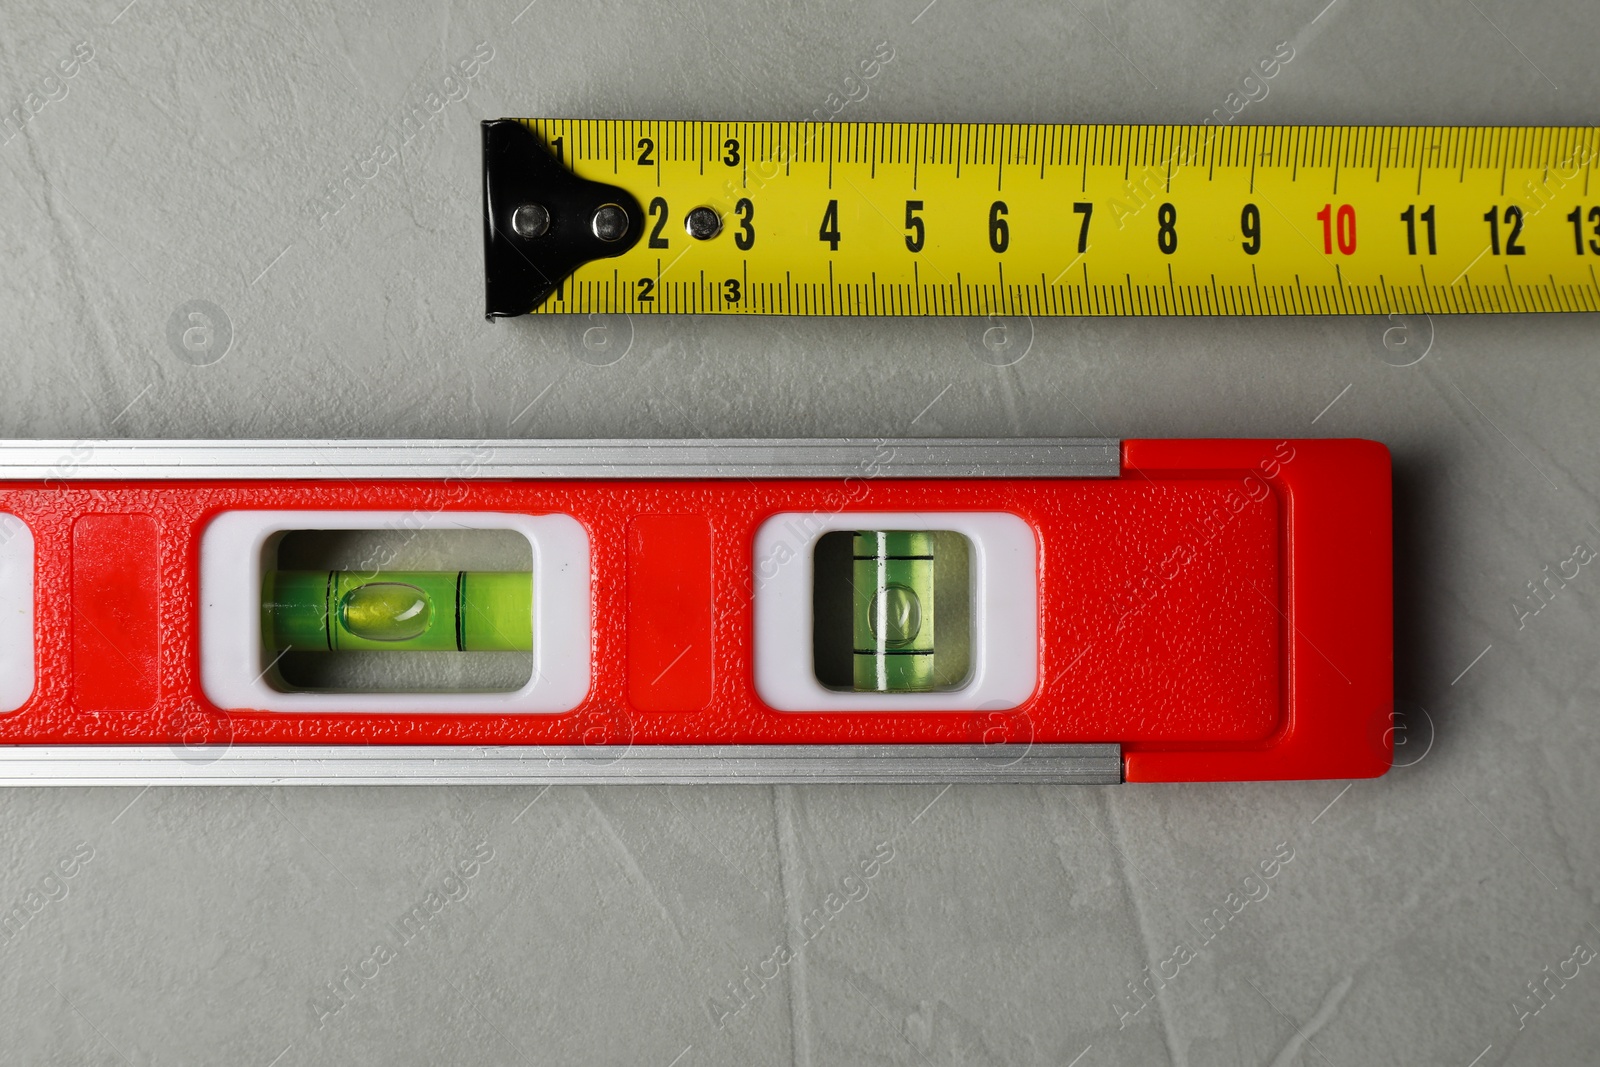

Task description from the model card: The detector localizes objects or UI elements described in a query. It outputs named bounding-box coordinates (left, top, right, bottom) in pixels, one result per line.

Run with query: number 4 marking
left=819, top=200, right=840, bottom=251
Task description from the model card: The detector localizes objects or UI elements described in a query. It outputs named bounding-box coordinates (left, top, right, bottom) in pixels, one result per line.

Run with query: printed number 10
left=1317, top=204, right=1357, bottom=255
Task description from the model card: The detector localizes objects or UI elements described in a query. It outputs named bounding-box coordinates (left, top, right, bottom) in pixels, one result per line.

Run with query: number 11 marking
left=1401, top=205, right=1436, bottom=255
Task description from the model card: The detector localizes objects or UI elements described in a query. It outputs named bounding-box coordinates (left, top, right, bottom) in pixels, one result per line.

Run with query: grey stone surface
left=1, top=0, right=1598, bottom=1063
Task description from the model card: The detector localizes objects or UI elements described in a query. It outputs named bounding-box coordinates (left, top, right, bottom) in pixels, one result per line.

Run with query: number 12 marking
left=1483, top=205, right=1526, bottom=255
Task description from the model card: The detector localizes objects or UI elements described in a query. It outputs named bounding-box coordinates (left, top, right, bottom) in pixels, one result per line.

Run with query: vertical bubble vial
left=851, top=531, right=937, bottom=692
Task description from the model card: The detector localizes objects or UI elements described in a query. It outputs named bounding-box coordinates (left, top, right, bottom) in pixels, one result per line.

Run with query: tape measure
left=482, top=119, right=1600, bottom=317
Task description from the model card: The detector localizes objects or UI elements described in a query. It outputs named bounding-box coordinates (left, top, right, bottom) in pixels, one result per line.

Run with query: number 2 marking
left=648, top=197, right=669, bottom=249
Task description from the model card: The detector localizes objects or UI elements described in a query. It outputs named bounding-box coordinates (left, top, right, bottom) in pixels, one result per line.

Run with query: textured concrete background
left=2, top=0, right=1599, bottom=1063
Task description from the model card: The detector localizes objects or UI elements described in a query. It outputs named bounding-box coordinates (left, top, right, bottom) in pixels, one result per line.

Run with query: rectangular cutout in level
left=0, top=515, right=34, bottom=713
left=73, top=514, right=159, bottom=711
left=200, top=510, right=590, bottom=714
left=813, top=530, right=972, bottom=692
left=267, top=529, right=533, bottom=694
left=754, top=511, right=1038, bottom=712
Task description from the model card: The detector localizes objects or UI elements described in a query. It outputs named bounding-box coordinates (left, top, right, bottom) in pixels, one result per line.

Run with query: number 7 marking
left=1072, top=202, right=1093, bottom=254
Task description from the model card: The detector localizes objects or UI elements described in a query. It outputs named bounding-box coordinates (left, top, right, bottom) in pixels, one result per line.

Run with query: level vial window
left=813, top=530, right=972, bottom=693
left=261, top=528, right=534, bottom=694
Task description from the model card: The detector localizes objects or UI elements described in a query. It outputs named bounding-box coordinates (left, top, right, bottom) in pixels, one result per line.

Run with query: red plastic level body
left=0, top=439, right=1391, bottom=783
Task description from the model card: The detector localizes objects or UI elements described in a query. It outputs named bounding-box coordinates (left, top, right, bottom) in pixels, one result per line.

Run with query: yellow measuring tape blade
left=498, top=120, right=1600, bottom=316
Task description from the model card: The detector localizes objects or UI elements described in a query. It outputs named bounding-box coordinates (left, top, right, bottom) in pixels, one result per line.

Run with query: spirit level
left=0, top=438, right=1391, bottom=785
left=483, top=119, right=1600, bottom=317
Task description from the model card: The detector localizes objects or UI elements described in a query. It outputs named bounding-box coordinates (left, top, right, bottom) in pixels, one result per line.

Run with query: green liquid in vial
left=851, top=531, right=937, bottom=692
left=263, top=571, right=532, bottom=652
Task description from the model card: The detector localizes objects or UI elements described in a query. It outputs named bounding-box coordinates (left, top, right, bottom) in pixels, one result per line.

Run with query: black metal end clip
left=482, top=120, right=644, bottom=318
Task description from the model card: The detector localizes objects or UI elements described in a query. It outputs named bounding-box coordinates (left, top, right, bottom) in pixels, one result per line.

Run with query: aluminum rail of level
left=0, top=438, right=1121, bottom=481
left=0, top=744, right=1123, bottom=785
